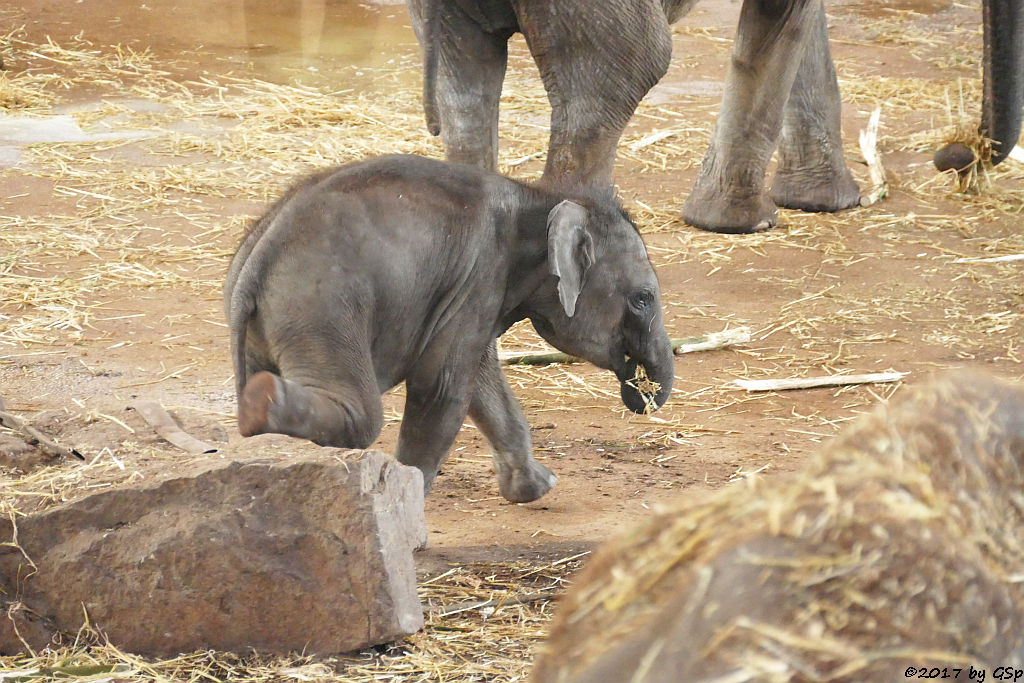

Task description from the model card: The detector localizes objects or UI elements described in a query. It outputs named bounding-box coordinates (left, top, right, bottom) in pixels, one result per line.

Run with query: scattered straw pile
left=534, top=370, right=1024, bottom=682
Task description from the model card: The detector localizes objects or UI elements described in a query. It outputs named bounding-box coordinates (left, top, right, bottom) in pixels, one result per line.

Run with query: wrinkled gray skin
left=224, top=155, right=674, bottom=503
left=407, top=0, right=1024, bottom=234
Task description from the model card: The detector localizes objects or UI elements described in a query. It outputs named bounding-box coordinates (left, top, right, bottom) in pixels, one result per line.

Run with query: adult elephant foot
left=770, top=166, right=861, bottom=213
left=681, top=184, right=778, bottom=234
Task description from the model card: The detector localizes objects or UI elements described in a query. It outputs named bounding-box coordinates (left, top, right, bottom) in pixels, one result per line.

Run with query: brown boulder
left=0, top=439, right=426, bottom=656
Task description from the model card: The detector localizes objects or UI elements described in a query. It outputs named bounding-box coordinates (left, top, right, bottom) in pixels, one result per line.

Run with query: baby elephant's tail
left=224, top=230, right=264, bottom=400
left=227, top=284, right=256, bottom=400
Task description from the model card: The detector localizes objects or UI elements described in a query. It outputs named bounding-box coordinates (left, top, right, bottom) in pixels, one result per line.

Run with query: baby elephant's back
left=228, top=155, right=519, bottom=380
left=259, top=155, right=512, bottom=287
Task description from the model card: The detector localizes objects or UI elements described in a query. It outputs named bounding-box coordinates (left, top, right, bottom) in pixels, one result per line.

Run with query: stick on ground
left=859, top=107, right=887, bottom=207
left=429, top=592, right=554, bottom=618
left=130, top=400, right=218, bottom=454
left=733, top=371, right=908, bottom=392
left=672, top=327, right=751, bottom=354
left=953, top=254, right=1024, bottom=263
left=0, top=402, right=84, bottom=460
left=499, top=327, right=749, bottom=366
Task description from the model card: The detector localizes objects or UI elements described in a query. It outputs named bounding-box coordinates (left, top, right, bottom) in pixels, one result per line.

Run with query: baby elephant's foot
left=495, top=459, right=558, bottom=503
left=237, top=371, right=281, bottom=437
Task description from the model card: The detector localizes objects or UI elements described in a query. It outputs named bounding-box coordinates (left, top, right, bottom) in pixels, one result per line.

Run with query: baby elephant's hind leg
left=469, top=342, right=557, bottom=503
left=237, top=364, right=382, bottom=449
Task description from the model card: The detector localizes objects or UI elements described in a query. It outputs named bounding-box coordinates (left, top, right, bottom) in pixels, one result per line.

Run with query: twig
left=733, top=371, right=908, bottom=392
left=859, top=107, right=887, bottom=207
left=130, top=400, right=218, bottom=454
left=673, top=327, right=751, bottom=354
left=429, top=591, right=555, bottom=618
left=499, top=327, right=749, bottom=366
left=953, top=254, right=1024, bottom=263
left=505, top=151, right=543, bottom=167
left=628, top=128, right=679, bottom=151
left=499, top=349, right=580, bottom=366
left=0, top=401, right=84, bottom=460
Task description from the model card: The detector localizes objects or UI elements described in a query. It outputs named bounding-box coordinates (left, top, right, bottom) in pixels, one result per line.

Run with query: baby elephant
left=224, top=155, right=674, bottom=503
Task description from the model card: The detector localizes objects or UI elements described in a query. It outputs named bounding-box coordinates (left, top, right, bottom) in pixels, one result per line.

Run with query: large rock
left=0, top=439, right=426, bottom=656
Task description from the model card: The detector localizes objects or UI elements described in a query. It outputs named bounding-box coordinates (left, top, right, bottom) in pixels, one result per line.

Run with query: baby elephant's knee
left=309, top=391, right=382, bottom=449
left=344, top=410, right=381, bottom=450
left=236, top=372, right=381, bottom=449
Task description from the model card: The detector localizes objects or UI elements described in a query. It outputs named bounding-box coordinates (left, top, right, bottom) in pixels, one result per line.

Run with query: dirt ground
left=1, top=0, right=1023, bottom=676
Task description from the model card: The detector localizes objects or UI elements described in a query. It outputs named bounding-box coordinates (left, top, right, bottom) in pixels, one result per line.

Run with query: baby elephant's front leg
left=395, top=357, right=480, bottom=494
left=469, top=343, right=558, bottom=503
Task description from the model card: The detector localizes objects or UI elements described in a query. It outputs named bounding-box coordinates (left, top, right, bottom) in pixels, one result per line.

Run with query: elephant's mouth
left=614, top=354, right=636, bottom=383
left=618, top=354, right=670, bottom=415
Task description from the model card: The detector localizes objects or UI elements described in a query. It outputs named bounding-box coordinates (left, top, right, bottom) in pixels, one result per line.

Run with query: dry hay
left=626, top=365, right=663, bottom=415
left=533, top=371, right=1024, bottom=682
left=839, top=75, right=981, bottom=114
left=836, top=6, right=982, bottom=67
left=0, top=70, right=54, bottom=111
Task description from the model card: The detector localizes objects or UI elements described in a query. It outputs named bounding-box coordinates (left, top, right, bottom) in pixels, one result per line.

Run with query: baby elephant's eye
left=627, top=289, right=654, bottom=315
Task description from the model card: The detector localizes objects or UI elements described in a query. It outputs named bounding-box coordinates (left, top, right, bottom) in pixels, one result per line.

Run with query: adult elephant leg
left=407, top=0, right=511, bottom=170
left=517, top=0, right=672, bottom=188
left=682, top=0, right=819, bottom=233
left=770, top=0, right=860, bottom=212
left=468, top=341, right=557, bottom=503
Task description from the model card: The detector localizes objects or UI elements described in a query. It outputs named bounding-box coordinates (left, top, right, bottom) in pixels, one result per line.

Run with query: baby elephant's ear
left=547, top=200, right=594, bottom=318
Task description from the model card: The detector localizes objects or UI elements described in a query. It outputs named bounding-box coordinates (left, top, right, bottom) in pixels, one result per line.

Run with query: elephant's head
left=935, top=0, right=1024, bottom=169
left=527, top=199, right=674, bottom=414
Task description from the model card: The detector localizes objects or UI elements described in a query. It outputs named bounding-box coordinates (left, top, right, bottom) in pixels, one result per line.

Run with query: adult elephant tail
left=980, top=0, right=1023, bottom=164
left=421, top=0, right=441, bottom=137
left=935, top=0, right=1023, bottom=169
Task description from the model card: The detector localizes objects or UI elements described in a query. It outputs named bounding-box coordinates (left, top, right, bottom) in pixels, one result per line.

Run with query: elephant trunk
left=980, top=0, right=1024, bottom=164
left=619, top=334, right=674, bottom=415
